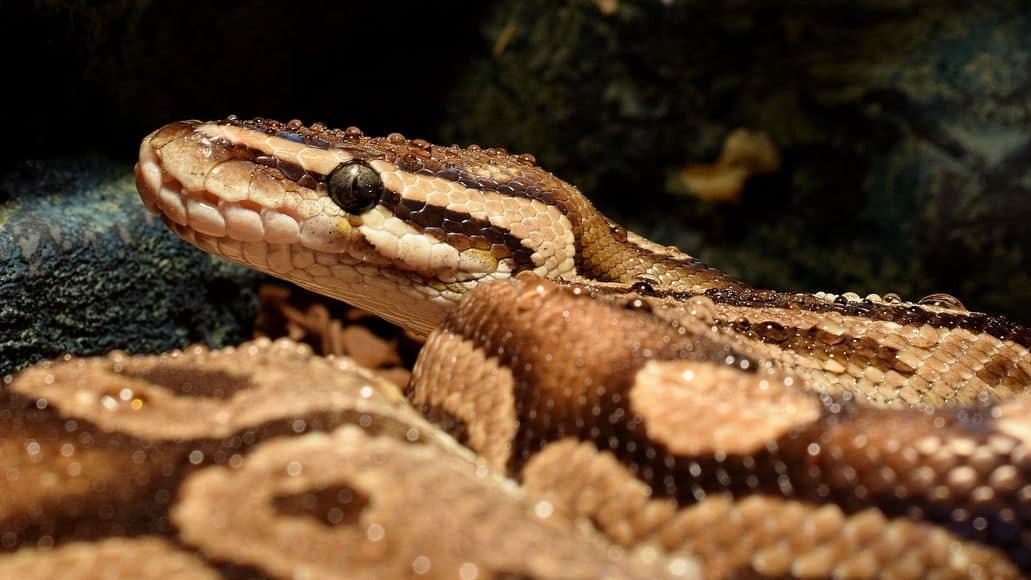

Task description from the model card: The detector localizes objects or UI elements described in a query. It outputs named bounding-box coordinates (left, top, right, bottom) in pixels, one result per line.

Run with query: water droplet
left=286, top=119, right=303, bottom=130
left=624, top=297, right=652, bottom=312
left=757, top=321, right=788, bottom=342
left=367, top=523, right=385, bottom=541
left=630, top=275, right=659, bottom=295
left=516, top=153, right=537, bottom=166
left=344, top=126, right=363, bottom=138
left=412, top=555, right=432, bottom=575
left=883, top=292, right=903, bottom=304
left=814, top=327, right=846, bottom=345
left=100, top=395, right=118, bottom=411
left=686, top=296, right=716, bottom=325
left=534, top=500, right=554, bottom=518
left=411, top=138, right=432, bottom=151
left=610, top=225, right=628, bottom=242
left=386, top=132, right=406, bottom=144
left=918, top=293, right=966, bottom=311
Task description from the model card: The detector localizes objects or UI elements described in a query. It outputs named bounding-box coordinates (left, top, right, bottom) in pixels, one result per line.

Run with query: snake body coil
left=135, top=118, right=1031, bottom=577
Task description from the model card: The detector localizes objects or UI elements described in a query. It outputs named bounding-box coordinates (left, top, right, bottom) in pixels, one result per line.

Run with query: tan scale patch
left=409, top=330, right=520, bottom=472
left=9, top=338, right=422, bottom=442
left=172, top=427, right=672, bottom=580
left=155, top=130, right=223, bottom=192
left=197, top=123, right=355, bottom=175
left=630, top=360, right=821, bottom=456
left=204, top=159, right=256, bottom=203
left=652, top=299, right=1031, bottom=408
left=523, top=440, right=1021, bottom=579
left=996, top=392, right=1031, bottom=445
left=0, top=537, right=221, bottom=579
left=467, top=161, right=523, bottom=183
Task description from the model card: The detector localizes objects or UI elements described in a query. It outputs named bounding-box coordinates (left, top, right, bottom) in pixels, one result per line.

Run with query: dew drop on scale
left=917, top=292, right=966, bottom=311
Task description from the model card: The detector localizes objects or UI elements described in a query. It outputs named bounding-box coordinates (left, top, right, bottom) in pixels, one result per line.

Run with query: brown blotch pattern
left=522, top=440, right=1021, bottom=579
left=0, top=338, right=441, bottom=552
left=408, top=331, right=520, bottom=473
left=425, top=272, right=750, bottom=476
left=172, top=426, right=673, bottom=580
left=413, top=274, right=1031, bottom=567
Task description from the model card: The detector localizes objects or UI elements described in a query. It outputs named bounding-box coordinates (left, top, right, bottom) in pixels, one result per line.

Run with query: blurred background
left=2, top=0, right=1029, bottom=370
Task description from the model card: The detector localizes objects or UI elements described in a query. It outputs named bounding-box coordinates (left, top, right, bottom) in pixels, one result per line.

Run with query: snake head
left=135, top=117, right=579, bottom=335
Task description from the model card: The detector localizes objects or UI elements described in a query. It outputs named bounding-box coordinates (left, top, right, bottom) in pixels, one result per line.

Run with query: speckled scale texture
left=410, top=273, right=1031, bottom=574
left=2, top=339, right=685, bottom=579
left=133, top=117, right=1031, bottom=576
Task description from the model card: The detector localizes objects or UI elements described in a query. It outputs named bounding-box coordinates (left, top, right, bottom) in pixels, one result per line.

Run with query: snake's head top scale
left=136, top=117, right=737, bottom=335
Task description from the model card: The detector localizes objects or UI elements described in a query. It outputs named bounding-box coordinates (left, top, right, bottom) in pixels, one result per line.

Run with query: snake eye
left=327, top=161, right=383, bottom=214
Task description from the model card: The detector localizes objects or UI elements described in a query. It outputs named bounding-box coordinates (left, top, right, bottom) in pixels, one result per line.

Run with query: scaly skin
left=135, top=117, right=1031, bottom=576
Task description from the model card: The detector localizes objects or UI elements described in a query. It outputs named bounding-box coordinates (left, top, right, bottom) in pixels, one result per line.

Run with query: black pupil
left=327, top=162, right=383, bottom=214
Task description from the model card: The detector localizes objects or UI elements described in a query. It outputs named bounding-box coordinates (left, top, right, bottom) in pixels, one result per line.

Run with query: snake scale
left=131, top=117, right=1031, bottom=578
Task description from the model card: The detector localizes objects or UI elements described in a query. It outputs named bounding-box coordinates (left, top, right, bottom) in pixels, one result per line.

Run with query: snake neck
left=566, top=201, right=744, bottom=292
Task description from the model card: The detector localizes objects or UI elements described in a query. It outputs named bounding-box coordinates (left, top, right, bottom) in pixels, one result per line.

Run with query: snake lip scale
left=135, top=117, right=1031, bottom=577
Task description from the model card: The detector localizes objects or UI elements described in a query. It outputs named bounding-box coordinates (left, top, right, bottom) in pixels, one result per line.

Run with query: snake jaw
left=134, top=119, right=577, bottom=334
left=137, top=118, right=601, bottom=301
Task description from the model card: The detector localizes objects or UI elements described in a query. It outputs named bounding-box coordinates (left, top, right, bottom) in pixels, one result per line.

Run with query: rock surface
left=0, top=157, right=263, bottom=376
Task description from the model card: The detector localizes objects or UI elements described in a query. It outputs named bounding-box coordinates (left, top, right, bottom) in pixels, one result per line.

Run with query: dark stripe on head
left=379, top=189, right=538, bottom=271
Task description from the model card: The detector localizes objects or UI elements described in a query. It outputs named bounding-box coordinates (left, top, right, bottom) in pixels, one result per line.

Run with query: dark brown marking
left=120, top=367, right=254, bottom=399
left=726, top=319, right=913, bottom=376
left=428, top=277, right=1030, bottom=566
left=977, top=354, right=1031, bottom=389
left=380, top=189, right=536, bottom=270
left=272, top=484, right=369, bottom=527
left=578, top=282, right=1030, bottom=348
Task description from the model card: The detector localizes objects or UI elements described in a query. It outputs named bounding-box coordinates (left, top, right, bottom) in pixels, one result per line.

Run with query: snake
left=134, top=117, right=1031, bottom=578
